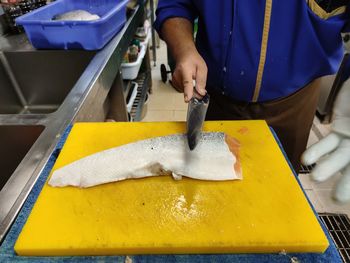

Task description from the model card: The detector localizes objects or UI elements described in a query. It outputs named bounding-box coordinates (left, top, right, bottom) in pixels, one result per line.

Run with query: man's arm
left=154, top=0, right=207, bottom=101
left=161, top=18, right=196, bottom=70
left=161, top=18, right=207, bottom=102
left=155, top=7, right=207, bottom=101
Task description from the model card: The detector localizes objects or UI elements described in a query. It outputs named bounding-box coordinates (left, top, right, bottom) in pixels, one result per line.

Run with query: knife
left=186, top=92, right=210, bottom=150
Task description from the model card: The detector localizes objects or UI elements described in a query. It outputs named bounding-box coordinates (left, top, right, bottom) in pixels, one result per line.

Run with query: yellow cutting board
left=15, top=121, right=328, bottom=256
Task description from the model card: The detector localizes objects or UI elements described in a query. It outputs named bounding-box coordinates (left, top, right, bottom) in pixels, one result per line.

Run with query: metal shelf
left=129, top=70, right=150, bottom=121
left=123, top=80, right=133, bottom=99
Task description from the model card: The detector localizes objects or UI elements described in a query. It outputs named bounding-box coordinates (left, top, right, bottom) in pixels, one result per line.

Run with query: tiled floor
left=143, top=40, right=350, bottom=216
left=142, top=41, right=187, bottom=122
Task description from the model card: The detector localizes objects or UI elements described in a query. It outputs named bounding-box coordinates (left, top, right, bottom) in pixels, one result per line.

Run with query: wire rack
left=319, top=213, right=350, bottom=262
left=299, top=164, right=315, bottom=174
left=129, top=71, right=150, bottom=121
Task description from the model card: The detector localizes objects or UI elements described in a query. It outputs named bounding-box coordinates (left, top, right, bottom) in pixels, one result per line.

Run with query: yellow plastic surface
left=15, top=121, right=328, bottom=256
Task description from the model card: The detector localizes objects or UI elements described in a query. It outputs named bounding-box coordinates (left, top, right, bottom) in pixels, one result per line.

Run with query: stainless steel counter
left=0, top=33, right=34, bottom=51
left=0, top=5, right=144, bottom=242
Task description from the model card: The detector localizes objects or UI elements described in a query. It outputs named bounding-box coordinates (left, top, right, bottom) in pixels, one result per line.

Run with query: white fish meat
left=53, top=10, right=100, bottom=21
left=48, top=132, right=242, bottom=188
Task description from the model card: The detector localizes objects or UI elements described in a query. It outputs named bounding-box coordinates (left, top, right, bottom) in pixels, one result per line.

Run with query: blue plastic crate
left=16, top=0, right=129, bottom=50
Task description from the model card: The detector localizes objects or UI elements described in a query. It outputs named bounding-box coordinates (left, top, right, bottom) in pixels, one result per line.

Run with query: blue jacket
left=154, top=0, right=350, bottom=102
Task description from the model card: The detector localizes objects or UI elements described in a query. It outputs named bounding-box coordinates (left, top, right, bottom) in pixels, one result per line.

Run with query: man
left=154, top=0, right=349, bottom=172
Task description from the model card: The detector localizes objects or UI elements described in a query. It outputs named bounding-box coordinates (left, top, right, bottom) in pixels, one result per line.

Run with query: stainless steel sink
left=0, top=5, right=142, bottom=243
left=0, top=125, right=44, bottom=190
left=0, top=51, right=95, bottom=114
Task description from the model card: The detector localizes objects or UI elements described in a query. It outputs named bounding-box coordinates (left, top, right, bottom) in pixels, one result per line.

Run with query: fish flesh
left=48, top=132, right=242, bottom=188
left=53, top=10, right=100, bottom=21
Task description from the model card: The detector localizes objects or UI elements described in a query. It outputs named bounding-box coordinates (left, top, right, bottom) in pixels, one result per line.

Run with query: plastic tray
left=16, top=0, right=128, bottom=50
left=121, top=44, right=146, bottom=80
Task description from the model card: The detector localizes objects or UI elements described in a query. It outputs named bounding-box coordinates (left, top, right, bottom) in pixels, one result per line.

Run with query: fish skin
left=53, top=10, right=100, bottom=21
left=48, top=132, right=242, bottom=188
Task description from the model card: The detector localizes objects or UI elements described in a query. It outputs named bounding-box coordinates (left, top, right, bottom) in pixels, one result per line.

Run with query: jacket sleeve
left=154, top=0, right=198, bottom=37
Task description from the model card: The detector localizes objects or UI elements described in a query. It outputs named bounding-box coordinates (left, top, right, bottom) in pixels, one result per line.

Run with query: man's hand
left=161, top=17, right=207, bottom=102
left=302, top=79, right=350, bottom=203
left=172, top=49, right=207, bottom=102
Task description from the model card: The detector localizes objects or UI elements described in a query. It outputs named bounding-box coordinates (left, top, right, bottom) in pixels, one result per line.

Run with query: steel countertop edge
left=0, top=5, right=144, bottom=242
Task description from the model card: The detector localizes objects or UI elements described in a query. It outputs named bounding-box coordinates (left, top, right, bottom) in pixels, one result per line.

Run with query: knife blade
left=186, top=92, right=210, bottom=150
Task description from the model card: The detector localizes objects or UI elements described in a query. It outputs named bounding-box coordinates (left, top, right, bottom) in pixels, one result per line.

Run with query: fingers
left=195, top=63, right=207, bottom=97
left=182, top=69, right=194, bottom=102
left=192, top=88, right=203, bottom=100
left=172, top=65, right=194, bottom=102
left=301, top=133, right=341, bottom=165
left=311, top=139, right=350, bottom=182
left=171, top=69, right=184, bottom=93
left=334, top=165, right=350, bottom=203
left=172, top=52, right=208, bottom=103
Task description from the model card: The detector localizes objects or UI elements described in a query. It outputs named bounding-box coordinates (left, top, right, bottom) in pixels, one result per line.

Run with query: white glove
left=302, top=79, right=350, bottom=203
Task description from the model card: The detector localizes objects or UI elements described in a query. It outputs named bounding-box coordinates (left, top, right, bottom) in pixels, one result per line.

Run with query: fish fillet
left=48, top=132, right=242, bottom=188
left=53, top=10, right=100, bottom=21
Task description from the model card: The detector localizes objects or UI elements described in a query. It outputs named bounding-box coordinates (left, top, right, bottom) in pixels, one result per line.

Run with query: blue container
left=16, top=0, right=129, bottom=50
